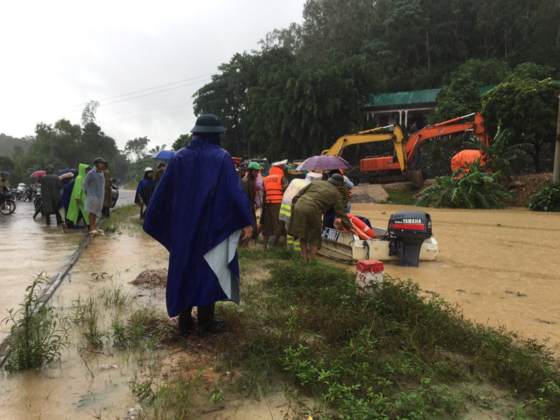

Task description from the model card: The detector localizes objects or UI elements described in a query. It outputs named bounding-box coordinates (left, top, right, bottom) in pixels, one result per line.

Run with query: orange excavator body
left=360, top=112, right=489, bottom=179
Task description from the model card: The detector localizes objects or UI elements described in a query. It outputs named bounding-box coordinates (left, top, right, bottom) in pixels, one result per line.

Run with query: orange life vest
left=264, top=167, right=284, bottom=204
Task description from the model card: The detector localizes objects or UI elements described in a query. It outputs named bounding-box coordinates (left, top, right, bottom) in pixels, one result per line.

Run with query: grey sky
left=0, top=0, right=305, bottom=150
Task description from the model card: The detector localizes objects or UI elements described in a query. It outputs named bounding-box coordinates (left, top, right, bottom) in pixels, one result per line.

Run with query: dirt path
left=352, top=203, right=560, bottom=350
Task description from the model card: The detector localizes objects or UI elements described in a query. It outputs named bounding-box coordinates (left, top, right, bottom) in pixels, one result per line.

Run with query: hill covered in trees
left=193, top=0, right=560, bottom=163
left=0, top=134, right=32, bottom=157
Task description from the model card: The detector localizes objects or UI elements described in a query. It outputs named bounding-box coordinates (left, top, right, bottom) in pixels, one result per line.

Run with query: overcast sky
left=0, top=0, right=305, bottom=150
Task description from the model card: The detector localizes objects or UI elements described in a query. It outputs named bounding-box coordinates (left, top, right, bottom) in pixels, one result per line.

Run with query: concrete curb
left=0, top=216, right=107, bottom=366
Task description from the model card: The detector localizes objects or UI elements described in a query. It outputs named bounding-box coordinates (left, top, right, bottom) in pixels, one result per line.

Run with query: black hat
left=328, top=173, right=344, bottom=186
left=93, top=157, right=108, bottom=165
left=190, top=114, right=226, bottom=134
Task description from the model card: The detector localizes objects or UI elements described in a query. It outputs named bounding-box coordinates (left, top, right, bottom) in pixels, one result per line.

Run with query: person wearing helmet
left=1, top=171, right=9, bottom=192
left=143, top=114, right=253, bottom=337
left=135, top=167, right=156, bottom=220
left=82, top=157, right=107, bottom=234
left=240, top=161, right=262, bottom=248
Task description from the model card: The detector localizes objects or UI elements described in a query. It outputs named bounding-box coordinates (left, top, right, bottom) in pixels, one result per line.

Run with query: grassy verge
left=207, top=248, right=560, bottom=419
left=123, top=180, right=139, bottom=190
left=383, top=185, right=418, bottom=205
left=103, top=204, right=143, bottom=234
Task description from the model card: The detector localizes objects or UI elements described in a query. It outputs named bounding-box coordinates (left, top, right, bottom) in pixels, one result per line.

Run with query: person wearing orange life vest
left=262, top=165, right=289, bottom=249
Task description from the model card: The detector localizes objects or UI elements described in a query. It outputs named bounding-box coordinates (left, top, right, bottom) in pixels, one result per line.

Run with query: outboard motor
left=388, top=211, right=432, bottom=267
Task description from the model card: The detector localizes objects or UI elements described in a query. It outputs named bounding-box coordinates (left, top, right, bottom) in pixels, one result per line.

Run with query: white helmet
left=145, top=167, right=153, bottom=172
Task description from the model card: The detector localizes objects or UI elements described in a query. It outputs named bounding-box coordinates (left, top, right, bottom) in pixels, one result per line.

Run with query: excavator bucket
left=404, top=170, right=424, bottom=189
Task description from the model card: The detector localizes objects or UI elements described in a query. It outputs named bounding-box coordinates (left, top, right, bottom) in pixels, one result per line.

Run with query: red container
left=356, top=260, right=384, bottom=273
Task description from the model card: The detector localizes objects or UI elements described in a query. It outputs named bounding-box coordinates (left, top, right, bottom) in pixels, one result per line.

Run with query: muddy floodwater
left=353, top=203, right=560, bottom=350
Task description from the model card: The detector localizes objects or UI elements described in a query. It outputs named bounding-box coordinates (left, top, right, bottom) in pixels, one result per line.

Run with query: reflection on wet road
left=0, top=189, right=135, bottom=343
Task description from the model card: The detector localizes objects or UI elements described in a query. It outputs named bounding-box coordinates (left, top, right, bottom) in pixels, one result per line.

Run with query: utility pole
left=554, top=95, right=560, bottom=181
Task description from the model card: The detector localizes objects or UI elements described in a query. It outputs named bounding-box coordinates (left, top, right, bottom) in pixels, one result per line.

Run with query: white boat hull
left=318, top=227, right=439, bottom=263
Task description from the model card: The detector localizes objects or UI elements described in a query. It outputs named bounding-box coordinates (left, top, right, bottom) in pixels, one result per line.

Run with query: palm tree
left=148, top=144, right=167, bottom=154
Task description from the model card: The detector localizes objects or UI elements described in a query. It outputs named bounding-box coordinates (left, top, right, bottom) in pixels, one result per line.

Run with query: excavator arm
left=405, top=112, right=488, bottom=163
left=321, top=125, right=407, bottom=171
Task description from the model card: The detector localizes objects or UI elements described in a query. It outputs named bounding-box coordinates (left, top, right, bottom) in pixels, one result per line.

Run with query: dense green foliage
left=194, top=0, right=560, bottom=161
left=481, top=78, right=560, bottom=173
left=416, top=163, right=512, bottom=209
left=528, top=181, right=560, bottom=212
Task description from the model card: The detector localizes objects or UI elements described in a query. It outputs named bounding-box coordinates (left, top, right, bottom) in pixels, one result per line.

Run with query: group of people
left=239, top=161, right=354, bottom=261
left=32, top=157, right=112, bottom=234
left=141, top=113, right=358, bottom=339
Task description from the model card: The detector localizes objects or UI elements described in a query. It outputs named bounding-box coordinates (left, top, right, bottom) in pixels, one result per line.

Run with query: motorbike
left=0, top=189, right=16, bottom=215
left=16, top=183, right=26, bottom=200
left=22, top=185, right=35, bottom=202
left=33, top=187, right=42, bottom=219
left=111, top=180, right=119, bottom=208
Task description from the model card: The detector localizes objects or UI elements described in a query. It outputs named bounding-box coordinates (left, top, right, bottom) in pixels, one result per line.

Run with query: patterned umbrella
left=296, top=155, right=352, bottom=171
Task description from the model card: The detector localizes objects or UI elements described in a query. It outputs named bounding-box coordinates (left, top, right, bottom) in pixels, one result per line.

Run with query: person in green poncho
left=67, top=164, right=91, bottom=228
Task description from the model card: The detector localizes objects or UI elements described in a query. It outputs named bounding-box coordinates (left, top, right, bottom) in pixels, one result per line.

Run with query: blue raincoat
left=143, top=135, right=253, bottom=317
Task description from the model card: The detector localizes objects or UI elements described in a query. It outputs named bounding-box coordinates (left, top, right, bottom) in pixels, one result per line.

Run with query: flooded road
left=0, top=230, right=170, bottom=419
left=353, top=203, right=560, bottom=349
left=0, top=190, right=135, bottom=343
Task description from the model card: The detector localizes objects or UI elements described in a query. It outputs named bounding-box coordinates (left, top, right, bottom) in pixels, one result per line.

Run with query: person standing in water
left=66, top=164, right=90, bottom=229
left=82, top=157, right=107, bottom=234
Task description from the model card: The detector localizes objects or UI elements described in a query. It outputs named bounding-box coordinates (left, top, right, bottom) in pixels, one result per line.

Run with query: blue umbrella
left=151, top=150, right=176, bottom=163
left=57, top=168, right=77, bottom=176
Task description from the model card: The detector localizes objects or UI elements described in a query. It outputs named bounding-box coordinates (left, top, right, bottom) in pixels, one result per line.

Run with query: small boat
left=318, top=211, right=440, bottom=266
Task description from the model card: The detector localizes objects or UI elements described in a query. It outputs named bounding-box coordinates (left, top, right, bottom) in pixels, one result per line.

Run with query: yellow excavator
left=320, top=124, right=418, bottom=185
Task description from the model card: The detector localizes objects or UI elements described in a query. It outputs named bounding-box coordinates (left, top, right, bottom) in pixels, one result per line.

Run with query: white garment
left=204, top=229, right=242, bottom=303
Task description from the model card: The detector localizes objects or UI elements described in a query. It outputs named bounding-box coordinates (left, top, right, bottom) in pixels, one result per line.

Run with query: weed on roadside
left=130, top=371, right=203, bottom=419
left=99, top=284, right=130, bottom=307
left=1, top=274, right=69, bottom=371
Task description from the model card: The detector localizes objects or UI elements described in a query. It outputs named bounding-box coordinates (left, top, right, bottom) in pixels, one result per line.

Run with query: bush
left=528, top=181, right=560, bottom=212
left=1, top=275, right=69, bottom=371
left=416, top=162, right=512, bottom=209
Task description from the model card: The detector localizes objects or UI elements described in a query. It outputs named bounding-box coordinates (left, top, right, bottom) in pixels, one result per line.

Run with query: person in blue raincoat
left=135, top=167, right=156, bottom=220
left=143, top=114, right=253, bottom=337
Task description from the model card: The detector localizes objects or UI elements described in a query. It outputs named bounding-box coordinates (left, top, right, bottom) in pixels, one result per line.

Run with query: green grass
left=102, top=204, right=143, bottom=234
left=123, top=180, right=139, bottom=190
left=383, top=185, right=418, bottom=205
left=207, top=250, right=560, bottom=419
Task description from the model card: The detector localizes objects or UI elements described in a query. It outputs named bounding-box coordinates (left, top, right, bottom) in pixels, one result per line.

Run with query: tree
left=81, top=100, right=99, bottom=126
left=172, top=134, right=192, bottom=151
left=124, top=137, right=150, bottom=161
left=482, top=78, right=560, bottom=173
left=0, top=155, right=14, bottom=172
left=431, top=59, right=511, bottom=122
left=148, top=144, right=167, bottom=154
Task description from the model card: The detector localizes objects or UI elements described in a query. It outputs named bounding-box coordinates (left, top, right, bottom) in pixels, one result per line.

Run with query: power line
left=66, top=73, right=215, bottom=109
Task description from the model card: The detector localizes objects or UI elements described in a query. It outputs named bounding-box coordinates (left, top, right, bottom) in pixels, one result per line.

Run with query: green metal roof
left=366, top=88, right=440, bottom=108
left=366, top=80, right=559, bottom=109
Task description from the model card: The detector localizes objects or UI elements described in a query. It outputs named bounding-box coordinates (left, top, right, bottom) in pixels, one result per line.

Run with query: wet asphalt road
left=0, top=189, right=135, bottom=342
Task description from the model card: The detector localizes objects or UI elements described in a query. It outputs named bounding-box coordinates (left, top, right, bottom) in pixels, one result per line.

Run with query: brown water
left=353, top=203, right=560, bottom=349
left=0, top=202, right=83, bottom=343
left=0, top=232, right=170, bottom=420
